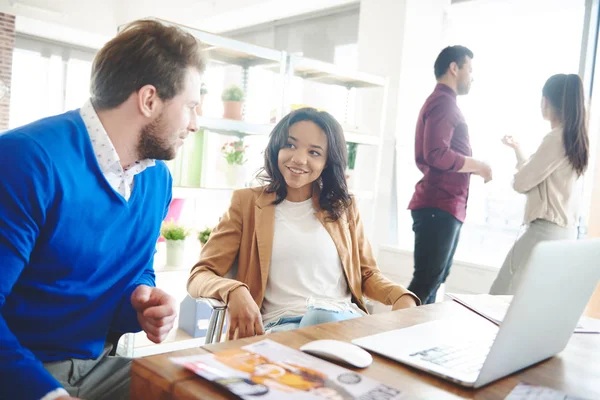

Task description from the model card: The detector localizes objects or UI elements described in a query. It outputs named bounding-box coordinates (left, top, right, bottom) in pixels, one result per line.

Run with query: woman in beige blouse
left=490, top=74, right=589, bottom=295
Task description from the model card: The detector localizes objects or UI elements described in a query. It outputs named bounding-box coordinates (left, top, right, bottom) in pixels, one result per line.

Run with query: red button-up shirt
left=408, top=84, right=472, bottom=222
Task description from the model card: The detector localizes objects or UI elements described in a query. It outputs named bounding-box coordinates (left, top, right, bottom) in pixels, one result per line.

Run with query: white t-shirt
left=261, top=198, right=351, bottom=325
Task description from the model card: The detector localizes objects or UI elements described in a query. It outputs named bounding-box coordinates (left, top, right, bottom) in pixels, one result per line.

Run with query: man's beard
left=457, top=81, right=470, bottom=95
left=137, top=113, right=176, bottom=161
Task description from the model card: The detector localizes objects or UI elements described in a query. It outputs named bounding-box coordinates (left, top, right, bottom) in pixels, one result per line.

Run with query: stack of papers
left=447, top=293, right=600, bottom=334
left=172, top=339, right=407, bottom=399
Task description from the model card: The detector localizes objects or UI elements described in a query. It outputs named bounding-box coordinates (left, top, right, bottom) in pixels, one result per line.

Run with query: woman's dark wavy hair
left=542, top=74, right=589, bottom=176
left=259, top=107, right=352, bottom=222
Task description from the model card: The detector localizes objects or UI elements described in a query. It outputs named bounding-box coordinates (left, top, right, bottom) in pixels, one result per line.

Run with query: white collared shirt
left=80, top=100, right=155, bottom=200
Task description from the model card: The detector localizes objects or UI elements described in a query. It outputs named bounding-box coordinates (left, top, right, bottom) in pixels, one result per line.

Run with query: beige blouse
left=513, top=126, right=582, bottom=228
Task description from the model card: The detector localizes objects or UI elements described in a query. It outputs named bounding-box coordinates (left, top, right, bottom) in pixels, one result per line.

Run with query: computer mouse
left=300, top=339, right=373, bottom=368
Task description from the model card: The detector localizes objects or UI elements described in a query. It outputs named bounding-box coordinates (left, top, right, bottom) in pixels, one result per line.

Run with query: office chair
left=179, top=261, right=377, bottom=345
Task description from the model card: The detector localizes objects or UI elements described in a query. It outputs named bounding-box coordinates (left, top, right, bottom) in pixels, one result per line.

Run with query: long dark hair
left=260, top=107, right=352, bottom=222
left=542, top=74, right=589, bottom=176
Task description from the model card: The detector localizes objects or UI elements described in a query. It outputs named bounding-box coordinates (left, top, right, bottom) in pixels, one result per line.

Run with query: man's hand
left=392, top=295, right=418, bottom=311
left=227, top=286, right=264, bottom=340
left=131, top=285, right=177, bottom=343
left=477, top=161, right=493, bottom=183
left=56, top=396, right=80, bottom=400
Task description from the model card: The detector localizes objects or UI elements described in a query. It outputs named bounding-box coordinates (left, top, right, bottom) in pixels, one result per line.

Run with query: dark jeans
left=408, top=208, right=462, bottom=305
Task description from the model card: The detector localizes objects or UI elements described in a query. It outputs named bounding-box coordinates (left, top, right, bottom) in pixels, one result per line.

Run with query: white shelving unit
left=118, top=19, right=388, bottom=357
left=194, top=116, right=381, bottom=145
left=196, top=116, right=274, bottom=137
left=286, top=54, right=386, bottom=88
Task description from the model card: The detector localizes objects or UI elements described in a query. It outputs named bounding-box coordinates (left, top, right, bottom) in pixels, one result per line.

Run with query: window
left=399, top=0, right=587, bottom=266
left=9, top=36, right=95, bottom=129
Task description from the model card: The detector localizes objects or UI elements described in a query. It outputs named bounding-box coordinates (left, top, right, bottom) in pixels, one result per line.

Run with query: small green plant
left=200, top=82, right=208, bottom=95
left=198, top=227, right=213, bottom=244
left=222, top=139, right=248, bottom=166
left=160, top=221, right=188, bottom=241
left=221, top=85, right=244, bottom=102
left=347, top=142, right=358, bottom=170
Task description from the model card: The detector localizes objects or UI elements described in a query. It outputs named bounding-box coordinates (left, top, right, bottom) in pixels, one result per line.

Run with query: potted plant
left=160, top=221, right=189, bottom=267
left=346, top=142, right=358, bottom=189
left=198, top=227, right=212, bottom=249
left=195, top=83, right=208, bottom=116
left=221, top=85, right=244, bottom=120
left=221, top=138, right=248, bottom=188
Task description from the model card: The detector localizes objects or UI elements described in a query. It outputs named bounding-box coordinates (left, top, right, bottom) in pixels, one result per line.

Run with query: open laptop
left=352, top=239, right=600, bottom=388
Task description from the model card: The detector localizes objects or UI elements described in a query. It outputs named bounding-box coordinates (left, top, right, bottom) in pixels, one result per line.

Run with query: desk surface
left=131, top=301, right=600, bottom=399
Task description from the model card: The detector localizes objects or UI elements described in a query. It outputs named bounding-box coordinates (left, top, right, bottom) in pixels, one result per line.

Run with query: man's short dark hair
left=91, top=20, right=206, bottom=110
left=434, top=45, right=473, bottom=80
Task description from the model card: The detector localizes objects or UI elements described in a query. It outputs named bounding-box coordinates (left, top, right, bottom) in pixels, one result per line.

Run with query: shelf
left=154, top=18, right=284, bottom=68
left=197, top=116, right=274, bottom=137
left=288, top=55, right=386, bottom=88
left=196, top=117, right=380, bottom=145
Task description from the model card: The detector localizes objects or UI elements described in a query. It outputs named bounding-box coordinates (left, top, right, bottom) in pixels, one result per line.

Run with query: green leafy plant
left=160, top=221, right=189, bottom=241
left=222, top=139, right=248, bottom=166
left=198, top=227, right=213, bottom=244
left=221, top=85, right=244, bottom=102
left=200, top=82, right=208, bottom=95
left=347, top=142, right=358, bottom=170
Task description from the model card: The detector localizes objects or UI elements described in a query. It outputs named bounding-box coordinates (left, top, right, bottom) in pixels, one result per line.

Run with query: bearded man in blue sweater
left=0, top=20, right=205, bottom=400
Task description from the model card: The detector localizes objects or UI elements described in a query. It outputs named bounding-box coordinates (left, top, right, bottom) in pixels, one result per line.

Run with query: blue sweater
left=0, top=111, right=172, bottom=399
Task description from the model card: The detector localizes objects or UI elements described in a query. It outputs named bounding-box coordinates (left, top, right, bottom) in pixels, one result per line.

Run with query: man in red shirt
left=408, top=46, right=492, bottom=304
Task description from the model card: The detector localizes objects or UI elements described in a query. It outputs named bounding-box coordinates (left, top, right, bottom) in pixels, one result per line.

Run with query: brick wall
left=0, top=13, right=15, bottom=132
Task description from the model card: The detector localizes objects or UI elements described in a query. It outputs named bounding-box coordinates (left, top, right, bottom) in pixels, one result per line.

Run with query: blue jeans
left=408, top=208, right=462, bottom=305
left=264, top=307, right=361, bottom=333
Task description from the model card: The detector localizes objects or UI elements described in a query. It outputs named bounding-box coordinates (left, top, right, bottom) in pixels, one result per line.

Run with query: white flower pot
left=224, top=164, right=245, bottom=188
left=165, top=240, right=185, bottom=268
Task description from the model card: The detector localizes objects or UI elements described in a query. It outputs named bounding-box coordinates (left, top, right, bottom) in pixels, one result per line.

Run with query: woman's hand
left=501, top=135, right=520, bottom=149
left=226, top=286, right=264, bottom=340
left=392, top=295, right=418, bottom=311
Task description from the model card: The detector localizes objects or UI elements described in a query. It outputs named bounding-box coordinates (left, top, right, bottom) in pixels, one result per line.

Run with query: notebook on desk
left=446, top=293, right=600, bottom=334
left=353, top=239, right=600, bottom=388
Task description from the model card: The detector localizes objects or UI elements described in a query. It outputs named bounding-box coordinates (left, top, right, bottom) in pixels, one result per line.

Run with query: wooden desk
left=131, top=301, right=600, bottom=399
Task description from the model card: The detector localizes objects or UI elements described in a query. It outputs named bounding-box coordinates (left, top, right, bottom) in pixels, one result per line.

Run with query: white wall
left=356, top=0, right=451, bottom=251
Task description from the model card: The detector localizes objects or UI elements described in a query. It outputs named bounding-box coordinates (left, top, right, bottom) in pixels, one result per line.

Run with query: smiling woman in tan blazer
left=188, top=108, right=420, bottom=339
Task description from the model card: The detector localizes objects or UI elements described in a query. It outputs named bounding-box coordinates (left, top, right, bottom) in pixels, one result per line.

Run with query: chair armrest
left=197, top=297, right=227, bottom=310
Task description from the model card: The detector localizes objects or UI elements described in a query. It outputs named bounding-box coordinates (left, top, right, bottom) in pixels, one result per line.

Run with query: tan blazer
left=187, top=187, right=420, bottom=313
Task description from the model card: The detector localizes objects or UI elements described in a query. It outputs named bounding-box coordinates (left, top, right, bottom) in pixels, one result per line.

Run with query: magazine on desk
left=447, top=293, right=600, bottom=334
left=171, top=339, right=405, bottom=399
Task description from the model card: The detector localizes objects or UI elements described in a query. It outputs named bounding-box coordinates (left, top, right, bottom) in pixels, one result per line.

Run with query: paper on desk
left=446, top=294, right=600, bottom=334
left=171, top=339, right=407, bottom=399
left=505, top=383, right=589, bottom=400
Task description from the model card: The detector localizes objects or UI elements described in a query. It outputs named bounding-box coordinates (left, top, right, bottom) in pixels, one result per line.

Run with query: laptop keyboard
left=409, top=338, right=494, bottom=374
